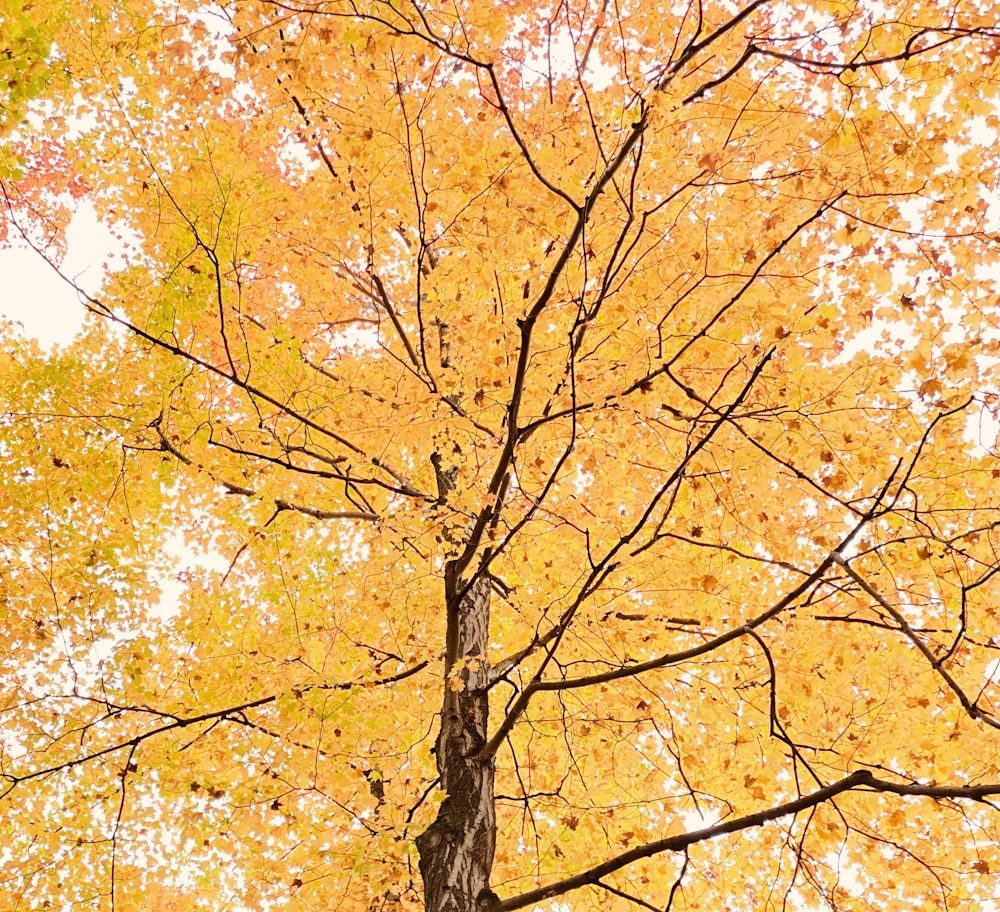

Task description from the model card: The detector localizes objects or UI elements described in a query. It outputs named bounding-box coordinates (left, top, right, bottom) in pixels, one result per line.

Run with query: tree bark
left=416, top=567, right=495, bottom=912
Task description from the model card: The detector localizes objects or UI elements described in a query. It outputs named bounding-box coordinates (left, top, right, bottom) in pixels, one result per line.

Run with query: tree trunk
left=416, top=568, right=496, bottom=912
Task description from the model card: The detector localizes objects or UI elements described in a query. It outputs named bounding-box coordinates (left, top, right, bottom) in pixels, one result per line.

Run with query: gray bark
left=416, top=567, right=495, bottom=912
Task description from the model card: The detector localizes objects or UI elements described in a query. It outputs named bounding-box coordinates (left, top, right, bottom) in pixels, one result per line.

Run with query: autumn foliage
left=1, top=0, right=1000, bottom=910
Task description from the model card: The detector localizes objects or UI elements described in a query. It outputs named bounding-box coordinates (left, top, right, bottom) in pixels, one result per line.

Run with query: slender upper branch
left=479, top=348, right=779, bottom=758
left=833, top=552, right=1000, bottom=730
left=0, top=661, right=428, bottom=797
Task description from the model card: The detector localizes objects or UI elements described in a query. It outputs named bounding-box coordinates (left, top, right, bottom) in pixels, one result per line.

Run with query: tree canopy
left=1, top=0, right=999, bottom=910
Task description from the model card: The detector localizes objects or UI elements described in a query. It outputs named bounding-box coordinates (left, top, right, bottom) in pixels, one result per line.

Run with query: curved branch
left=150, top=413, right=379, bottom=521
left=500, top=768, right=1000, bottom=910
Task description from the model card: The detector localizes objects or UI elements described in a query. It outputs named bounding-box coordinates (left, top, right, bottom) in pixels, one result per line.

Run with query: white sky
left=0, top=202, right=113, bottom=347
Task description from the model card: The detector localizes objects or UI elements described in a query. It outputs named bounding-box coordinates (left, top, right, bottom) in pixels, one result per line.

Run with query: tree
left=1, top=0, right=999, bottom=909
